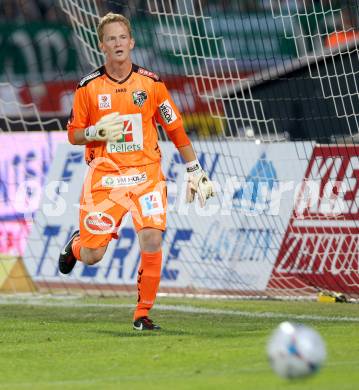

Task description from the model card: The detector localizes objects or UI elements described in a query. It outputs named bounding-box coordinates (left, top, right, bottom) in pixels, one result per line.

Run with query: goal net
left=1, top=0, right=359, bottom=299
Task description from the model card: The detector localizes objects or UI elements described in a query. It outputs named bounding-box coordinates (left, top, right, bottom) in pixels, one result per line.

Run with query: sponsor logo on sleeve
left=159, top=99, right=177, bottom=124
left=98, top=94, right=112, bottom=110
left=79, top=70, right=101, bottom=87
left=84, top=212, right=115, bottom=234
left=138, top=67, right=159, bottom=80
left=139, top=191, right=164, bottom=216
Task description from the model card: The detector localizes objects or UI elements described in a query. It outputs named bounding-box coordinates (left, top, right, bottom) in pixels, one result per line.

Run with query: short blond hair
left=97, top=12, right=132, bottom=42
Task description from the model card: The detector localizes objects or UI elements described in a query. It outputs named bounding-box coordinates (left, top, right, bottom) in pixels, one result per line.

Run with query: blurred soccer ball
left=267, top=321, right=326, bottom=379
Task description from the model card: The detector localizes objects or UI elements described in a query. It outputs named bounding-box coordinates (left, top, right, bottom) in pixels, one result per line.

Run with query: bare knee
left=138, top=228, right=163, bottom=253
left=81, top=246, right=107, bottom=265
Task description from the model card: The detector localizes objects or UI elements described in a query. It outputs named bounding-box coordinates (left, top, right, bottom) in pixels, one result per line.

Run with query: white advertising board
left=0, top=132, right=67, bottom=255
left=24, top=140, right=313, bottom=291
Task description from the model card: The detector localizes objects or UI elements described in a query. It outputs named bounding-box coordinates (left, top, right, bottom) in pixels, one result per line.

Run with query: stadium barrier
left=21, top=137, right=314, bottom=295
left=3, top=132, right=358, bottom=296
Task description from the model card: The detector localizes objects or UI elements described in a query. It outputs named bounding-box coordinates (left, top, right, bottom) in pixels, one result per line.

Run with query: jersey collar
left=104, top=64, right=134, bottom=84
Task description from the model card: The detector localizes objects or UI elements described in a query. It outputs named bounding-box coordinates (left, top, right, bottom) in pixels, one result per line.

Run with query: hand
left=85, top=112, right=124, bottom=142
left=185, top=161, right=215, bottom=207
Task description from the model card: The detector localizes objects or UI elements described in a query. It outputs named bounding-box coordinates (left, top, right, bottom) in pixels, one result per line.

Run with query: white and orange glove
left=84, top=112, right=124, bottom=142
left=185, top=160, right=215, bottom=207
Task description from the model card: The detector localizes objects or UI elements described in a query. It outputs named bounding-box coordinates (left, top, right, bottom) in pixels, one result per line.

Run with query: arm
left=67, top=85, right=123, bottom=146
left=69, top=128, right=90, bottom=145
left=154, top=81, right=214, bottom=206
left=177, top=143, right=197, bottom=163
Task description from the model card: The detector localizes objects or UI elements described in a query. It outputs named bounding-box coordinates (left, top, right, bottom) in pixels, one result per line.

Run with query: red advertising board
left=16, top=74, right=245, bottom=116
left=269, top=145, right=359, bottom=294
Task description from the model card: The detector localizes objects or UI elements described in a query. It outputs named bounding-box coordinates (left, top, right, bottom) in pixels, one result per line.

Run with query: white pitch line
left=155, top=304, right=359, bottom=323
left=0, top=296, right=358, bottom=323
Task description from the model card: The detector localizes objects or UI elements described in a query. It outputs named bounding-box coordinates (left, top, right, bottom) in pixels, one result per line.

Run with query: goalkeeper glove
left=185, top=159, right=215, bottom=207
left=84, top=112, right=124, bottom=142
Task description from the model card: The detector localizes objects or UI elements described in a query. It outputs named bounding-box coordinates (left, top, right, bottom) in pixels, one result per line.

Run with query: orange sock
left=71, top=235, right=82, bottom=260
left=134, top=250, right=162, bottom=320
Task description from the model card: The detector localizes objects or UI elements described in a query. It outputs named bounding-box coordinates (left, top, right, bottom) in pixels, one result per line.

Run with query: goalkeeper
left=58, top=12, right=214, bottom=331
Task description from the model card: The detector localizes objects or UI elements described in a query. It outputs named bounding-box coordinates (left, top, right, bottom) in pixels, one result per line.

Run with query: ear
left=99, top=41, right=105, bottom=54
left=130, top=38, right=135, bottom=50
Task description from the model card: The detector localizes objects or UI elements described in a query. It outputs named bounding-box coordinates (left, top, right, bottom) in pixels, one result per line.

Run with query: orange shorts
left=79, top=162, right=167, bottom=248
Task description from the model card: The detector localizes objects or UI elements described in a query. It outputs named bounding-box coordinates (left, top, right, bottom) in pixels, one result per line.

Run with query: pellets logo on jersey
left=118, top=120, right=134, bottom=143
left=159, top=99, right=177, bottom=124
left=84, top=212, right=115, bottom=234
left=106, top=113, right=144, bottom=153
left=132, top=90, right=147, bottom=108
left=98, top=94, right=112, bottom=110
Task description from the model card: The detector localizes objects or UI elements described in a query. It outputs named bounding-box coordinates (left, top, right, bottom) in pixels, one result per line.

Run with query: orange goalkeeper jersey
left=67, top=64, right=183, bottom=170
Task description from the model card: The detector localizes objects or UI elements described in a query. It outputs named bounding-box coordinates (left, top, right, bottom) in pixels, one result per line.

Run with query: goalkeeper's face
left=100, top=22, right=135, bottom=65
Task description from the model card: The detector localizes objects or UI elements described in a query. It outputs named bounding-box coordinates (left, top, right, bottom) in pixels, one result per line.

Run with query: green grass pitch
left=0, top=296, right=358, bottom=389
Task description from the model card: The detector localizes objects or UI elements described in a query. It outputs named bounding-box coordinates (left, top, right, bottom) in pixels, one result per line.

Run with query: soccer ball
left=267, top=321, right=326, bottom=379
